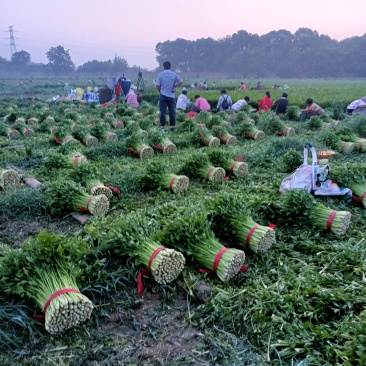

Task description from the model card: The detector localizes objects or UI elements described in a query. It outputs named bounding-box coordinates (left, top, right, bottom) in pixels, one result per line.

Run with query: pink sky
left=1, top=0, right=365, bottom=70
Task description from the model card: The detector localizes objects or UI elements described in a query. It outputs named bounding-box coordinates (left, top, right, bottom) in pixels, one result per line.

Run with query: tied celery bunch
left=235, top=120, right=265, bottom=140
left=210, top=192, right=275, bottom=253
left=126, top=134, right=154, bottom=159
left=277, top=189, right=351, bottom=235
left=149, top=129, right=177, bottom=154
left=43, top=150, right=88, bottom=170
left=42, top=180, right=109, bottom=216
left=69, top=164, right=113, bottom=199
left=207, top=149, right=248, bottom=178
left=89, top=121, right=118, bottom=142
left=179, top=152, right=225, bottom=183
left=124, top=121, right=148, bottom=138
left=159, top=212, right=246, bottom=282
left=29, top=268, right=93, bottom=334
left=0, top=121, right=20, bottom=139
left=101, top=213, right=185, bottom=285
left=191, top=125, right=220, bottom=148
left=139, top=160, right=189, bottom=194
left=212, top=125, right=237, bottom=145
left=0, top=169, right=20, bottom=189
left=72, top=125, right=99, bottom=147
left=330, top=163, right=366, bottom=208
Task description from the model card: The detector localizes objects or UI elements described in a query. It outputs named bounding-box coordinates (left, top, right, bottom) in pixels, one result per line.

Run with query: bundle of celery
left=193, top=111, right=212, bottom=125
left=286, top=106, right=301, bottom=121
left=0, top=122, right=20, bottom=139
left=44, top=151, right=88, bottom=170
left=42, top=180, right=109, bottom=216
left=27, top=117, right=39, bottom=125
left=149, top=129, right=177, bottom=154
left=124, top=121, right=148, bottom=138
left=138, top=115, right=157, bottom=132
left=69, top=164, right=113, bottom=199
left=29, top=268, right=93, bottom=334
left=0, top=169, right=20, bottom=189
left=126, top=134, right=154, bottom=159
left=179, top=152, right=225, bottom=182
left=160, top=213, right=246, bottom=282
left=140, top=160, right=189, bottom=194
left=207, top=149, right=248, bottom=177
left=278, top=189, right=351, bottom=235
left=210, top=192, right=275, bottom=253
left=103, top=212, right=186, bottom=285
left=236, top=120, right=265, bottom=140
left=89, top=122, right=118, bottom=142
left=212, top=125, right=237, bottom=145
left=308, top=116, right=325, bottom=130
left=192, top=125, right=220, bottom=148
left=0, top=232, right=97, bottom=335
left=330, top=163, right=366, bottom=208
left=72, top=125, right=99, bottom=147
left=356, top=138, right=366, bottom=153
left=321, top=130, right=354, bottom=154
left=13, top=120, right=35, bottom=137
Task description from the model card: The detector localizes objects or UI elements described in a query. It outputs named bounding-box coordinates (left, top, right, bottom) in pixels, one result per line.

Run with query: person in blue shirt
left=155, top=61, right=183, bottom=132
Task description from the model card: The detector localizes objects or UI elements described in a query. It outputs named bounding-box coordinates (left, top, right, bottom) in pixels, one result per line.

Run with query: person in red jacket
left=257, top=91, right=272, bottom=113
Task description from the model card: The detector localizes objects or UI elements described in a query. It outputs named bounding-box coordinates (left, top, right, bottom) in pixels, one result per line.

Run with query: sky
left=1, top=0, right=365, bottom=71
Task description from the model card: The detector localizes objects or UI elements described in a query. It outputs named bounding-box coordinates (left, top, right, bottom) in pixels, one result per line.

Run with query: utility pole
left=7, top=26, right=17, bottom=60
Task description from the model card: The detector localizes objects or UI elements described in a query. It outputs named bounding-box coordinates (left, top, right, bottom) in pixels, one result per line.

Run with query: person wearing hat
left=125, top=84, right=139, bottom=108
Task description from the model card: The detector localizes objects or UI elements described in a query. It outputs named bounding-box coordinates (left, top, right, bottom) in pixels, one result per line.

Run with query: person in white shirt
left=347, top=98, right=366, bottom=115
left=176, top=90, right=190, bottom=110
left=231, top=96, right=250, bottom=112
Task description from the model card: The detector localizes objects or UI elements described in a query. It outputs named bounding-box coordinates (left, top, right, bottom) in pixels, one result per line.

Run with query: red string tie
left=246, top=225, right=260, bottom=245
left=137, top=247, right=166, bottom=297
left=44, top=288, right=80, bottom=313
left=326, top=210, right=338, bottom=231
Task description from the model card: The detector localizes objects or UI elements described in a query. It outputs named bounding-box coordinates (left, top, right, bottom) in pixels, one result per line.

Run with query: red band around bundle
left=234, top=154, right=245, bottom=162
left=137, top=247, right=166, bottom=297
left=326, top=210, right=337, bottom=230
left=246, top=225, right=260, bottom=245
left=43, top=288, right=80, bottom=313
left=52, top=136, right=62, bottom=145
left=138, top=145, right=147, bottom=155
left=169, top=176, right=177, bottom=191
left=89, top=183, right=100, bottom=191
left=360, top=141, right=363, bottom=152
left=230, top=162, right=238, bottom=173
left=78, top=196, right=95, bottom=213
left=213, top=248, right=229, bottom=272
left=74, top=157, right=79, bottom=164
left=128, top=147, right=139, bottom=156
left=245, top=131, right=254, bottom=138
left=341, top=143, right=346, bottom=152
left=105, top=185, right=121, bottom=195
left=206, top=168, right=215, bottom=180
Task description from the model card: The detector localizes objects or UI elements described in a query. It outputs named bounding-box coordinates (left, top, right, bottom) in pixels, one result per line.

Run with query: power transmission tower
left=7, top=26, right=17, bottom=60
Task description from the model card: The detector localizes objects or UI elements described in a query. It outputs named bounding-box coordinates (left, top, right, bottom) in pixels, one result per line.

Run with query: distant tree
left=46, top=45, right=74, bottom=73
left=0, top=56, right=10, bottom=71
left=112, top=56, right=128, bottom=74
left=11, top=50, right=31, bottom=70
left=78, top=59, right=113, bottom=73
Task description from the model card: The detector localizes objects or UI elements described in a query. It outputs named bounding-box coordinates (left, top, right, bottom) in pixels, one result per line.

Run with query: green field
left=0, top=78, right=366, bottom=366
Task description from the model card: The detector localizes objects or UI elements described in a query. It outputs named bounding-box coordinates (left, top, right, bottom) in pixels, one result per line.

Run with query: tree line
left=0, top=28, right=365, bottom=77
left=155, top=28, right=366, bottom=78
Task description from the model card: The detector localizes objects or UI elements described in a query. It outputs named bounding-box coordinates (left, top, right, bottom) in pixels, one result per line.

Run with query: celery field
left=0, top=78, right=366, bottom=366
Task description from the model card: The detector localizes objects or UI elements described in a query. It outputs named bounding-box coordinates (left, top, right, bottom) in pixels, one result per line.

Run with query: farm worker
left=155, top=61, right=183, bottom=132
left=191, top=95, right=211, bottom=112
left=231, top=96, right=250, bottom=112
left=190, top=82, right=197, bottom=89
left=346, top=98, right=366, bottom=115
left=240, top=82, right=247, bottom=91
left=217, top=89, right=233, bottom=112
left=125, top=85, right=139, bottom=108
left=256, top=82, right=263, bottom=90
left=300, top=98, right=324, bottom=121
left=257, top=91, right=272, bottom=112
left=176, top=90, right=190, bottom=111
left=273, top=93, right=289, bottom=115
